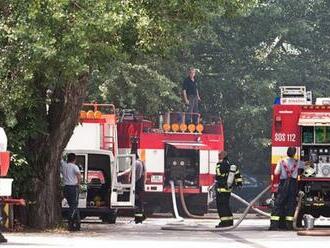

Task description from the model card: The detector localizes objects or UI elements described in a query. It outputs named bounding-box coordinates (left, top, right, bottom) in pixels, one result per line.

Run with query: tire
left=101, top=212, right=117, bottom=224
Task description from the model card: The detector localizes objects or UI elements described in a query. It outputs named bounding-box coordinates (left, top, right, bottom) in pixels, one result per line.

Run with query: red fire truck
left=117, top=110, right=224, bottom=215
left=271, top=86, right=330, bottom=225
left=64, top=104, right=224, bottom=219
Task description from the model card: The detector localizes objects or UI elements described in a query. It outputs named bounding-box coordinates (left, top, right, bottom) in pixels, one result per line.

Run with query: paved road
left=3, top=217, right=330, bottom=248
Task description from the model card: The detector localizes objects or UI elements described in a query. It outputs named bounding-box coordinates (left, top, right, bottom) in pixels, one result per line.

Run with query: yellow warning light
left=188, top=124, right=196, bottom=133
left=86, top=110, right=95, bottom=119
left=163, top=123, right=171, bottom=132
left=196, top=124, right=204, bottom=133
left=94, top=111, right=102, bottom=119
left=80, top=111, right=87, bottom=119
left=171, top=123, right=179, bottom=132
left=180, top=123, right=187, bottom=132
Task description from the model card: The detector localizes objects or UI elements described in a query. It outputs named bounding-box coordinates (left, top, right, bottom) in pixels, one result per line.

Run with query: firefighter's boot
left=0, top=233, right=7, bottom=243
left=215, top=220, right=233, bottom=228
left=269, top=217, right=280, bottom=231
left=279, top=216, right=287, bottom=230
left=286, top=220, right=294, bottom=230
left=134, top=213, right=145, bottom=224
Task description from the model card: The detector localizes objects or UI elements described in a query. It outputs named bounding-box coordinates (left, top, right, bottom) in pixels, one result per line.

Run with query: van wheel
left=101, top=213, right=117, bottom=224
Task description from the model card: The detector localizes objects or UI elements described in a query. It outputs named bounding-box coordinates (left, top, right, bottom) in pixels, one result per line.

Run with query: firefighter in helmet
left=269, top=146, right=306, bottom=230
left=215, top=150, right=243, bottom=228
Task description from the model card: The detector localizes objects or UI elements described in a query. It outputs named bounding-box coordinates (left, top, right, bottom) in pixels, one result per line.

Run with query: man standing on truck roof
left=182, top=67, right=201, bottom=124
left=61, top=153, right=81, bottom=231
left=215, top=150, right=243, bottom=228
left=269, top=147, right=306, bottom=231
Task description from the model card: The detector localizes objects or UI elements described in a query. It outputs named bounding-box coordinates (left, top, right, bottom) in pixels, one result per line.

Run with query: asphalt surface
left=3, top=215, right=330, bottom=248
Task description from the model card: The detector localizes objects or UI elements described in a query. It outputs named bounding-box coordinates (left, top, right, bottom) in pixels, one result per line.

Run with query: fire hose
left=178, top=181, right=270, bottom=219
left=170, top=180, right=184, bottom=221
left=293, top=191, right=330, bottom=236
left=162, top=182, right=271, bottom=231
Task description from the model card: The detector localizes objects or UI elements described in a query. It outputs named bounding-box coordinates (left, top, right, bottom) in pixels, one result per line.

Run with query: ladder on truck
left=280, top=86, right=312, bottom=105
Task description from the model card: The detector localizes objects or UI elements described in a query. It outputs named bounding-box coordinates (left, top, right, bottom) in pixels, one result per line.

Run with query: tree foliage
left=0, top=0, right=257, bottom=228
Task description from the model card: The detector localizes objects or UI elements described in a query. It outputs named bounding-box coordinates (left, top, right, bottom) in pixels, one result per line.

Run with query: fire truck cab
left=271, top=86, right=330, bottom=225
left=117, top=111, right=224, bottom=215
left=62, top=104, right=136, bottom=223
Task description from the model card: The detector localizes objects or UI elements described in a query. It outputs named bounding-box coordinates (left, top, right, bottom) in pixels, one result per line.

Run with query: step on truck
left=271, top=86, right=330, bottom=225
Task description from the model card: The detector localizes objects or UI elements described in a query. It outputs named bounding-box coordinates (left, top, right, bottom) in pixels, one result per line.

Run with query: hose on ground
left=162, top=184, right=271, bottom=232
left=293, top=190, right=330, bottom=236
left=178, top=181, right=270, bottom=219
left=169, top=180, right=184, bottom=221
left=229, top=193, right=270, bottom=218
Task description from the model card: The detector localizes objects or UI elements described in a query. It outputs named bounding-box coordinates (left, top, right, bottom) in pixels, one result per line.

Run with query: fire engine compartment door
left=298, top=112, right=330, bottom=126
left=166, top=142, right=208, bottom=150
left=110, top=154, right=136, bottom=208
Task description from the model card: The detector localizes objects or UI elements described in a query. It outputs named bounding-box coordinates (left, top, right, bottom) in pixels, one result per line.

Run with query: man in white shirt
left=269, top=147, right=305, bottom=231
left=61, top=153, right=81, bottom=231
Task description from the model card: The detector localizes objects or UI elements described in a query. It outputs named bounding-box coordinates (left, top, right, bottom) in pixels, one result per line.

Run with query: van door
left=110, top=154, right=136, bottom=208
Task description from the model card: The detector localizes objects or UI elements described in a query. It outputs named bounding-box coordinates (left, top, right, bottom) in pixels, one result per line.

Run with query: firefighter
left=118, top=152, right=146, bottom=223
left=215, top=150, right=243, bottom=228
left=269, top=147, right=305, bottom=231
left=133, top=152, right=146, bottom=224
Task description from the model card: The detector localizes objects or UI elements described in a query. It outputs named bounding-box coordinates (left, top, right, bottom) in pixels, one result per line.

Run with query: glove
left=80, top=183, right=87, bottom=193
left=236, top=181, right=243, bottom=188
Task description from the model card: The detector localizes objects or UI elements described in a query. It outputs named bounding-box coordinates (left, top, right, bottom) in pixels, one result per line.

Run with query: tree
left=0, top=0, right=257, bottom=229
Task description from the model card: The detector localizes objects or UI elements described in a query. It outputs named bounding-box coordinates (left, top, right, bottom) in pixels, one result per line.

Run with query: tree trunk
left=27, top=74, right=88, bottom=229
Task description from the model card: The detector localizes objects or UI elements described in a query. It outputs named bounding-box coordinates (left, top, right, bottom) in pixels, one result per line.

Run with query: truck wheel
left=101, top=212, right=117, bottom=224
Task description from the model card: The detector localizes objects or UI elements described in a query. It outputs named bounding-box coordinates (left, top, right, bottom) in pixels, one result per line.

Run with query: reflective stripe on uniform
left=216, top=167, right=221, bottom=176
left=286, top=216, right=294, bottom=221
left=135, top=213, right=144, bottom=217
left=271, top=215, right=280, bottom=221
left=235, top=178, right=243, bottom=182
left=217, top=188, right=231, bottom=193
left=220, top=216, right=233, bottom=221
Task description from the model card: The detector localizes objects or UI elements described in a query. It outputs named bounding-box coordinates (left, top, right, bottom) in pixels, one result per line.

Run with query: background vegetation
left=1, top=0, right=330, bottom=228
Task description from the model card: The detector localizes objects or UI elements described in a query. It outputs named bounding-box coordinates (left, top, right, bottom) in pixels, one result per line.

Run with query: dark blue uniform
left=215, top=158, right=243, bottom=227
